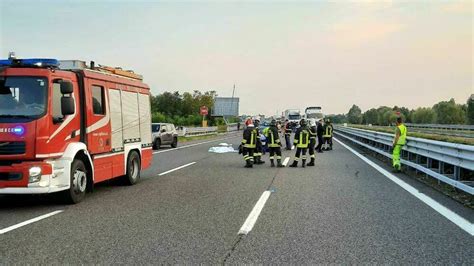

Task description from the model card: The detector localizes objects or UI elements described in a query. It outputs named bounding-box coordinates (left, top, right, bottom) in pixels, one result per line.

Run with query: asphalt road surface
left=1, top=133, right=473, bottom=264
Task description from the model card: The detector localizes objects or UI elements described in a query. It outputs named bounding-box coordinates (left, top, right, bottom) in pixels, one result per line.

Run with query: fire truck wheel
left=63, top=159, right=87, bottom=204
left=124, top=151, right=141, bottom=185
left=171, top=137, right=178, bottom=148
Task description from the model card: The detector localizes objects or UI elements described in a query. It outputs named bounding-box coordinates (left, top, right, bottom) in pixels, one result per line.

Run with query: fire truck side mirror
left=61, top=97, right=75, bottom=116
left=60, top=81, right=74, bottom=94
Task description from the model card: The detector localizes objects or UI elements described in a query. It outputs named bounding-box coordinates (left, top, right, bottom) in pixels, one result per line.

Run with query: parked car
left=151, top=123, right=178, bottom=149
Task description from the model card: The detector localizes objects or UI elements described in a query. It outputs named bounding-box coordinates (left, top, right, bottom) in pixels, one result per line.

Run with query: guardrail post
left=453, top=166, right=460, bottom=181
left=438, top=161, right=444, bottom=185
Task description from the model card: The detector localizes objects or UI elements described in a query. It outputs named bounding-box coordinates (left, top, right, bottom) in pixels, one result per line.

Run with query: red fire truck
left=0, top=56, right=153, bottom=203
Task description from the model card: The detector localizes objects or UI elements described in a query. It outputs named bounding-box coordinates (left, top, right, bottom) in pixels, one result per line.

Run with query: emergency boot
left=270, top=159, right=275, bottom=167
left=277, top=159, right=284, bottom=168
left=289, top=161, right=298, bottom=167
left=307, top=158, right=315, bottom=166
left=302, top=159, right=306, bottom=168
left=256, top=157, right=265, bottom=165
left=245, top=160, right=253, bottom=168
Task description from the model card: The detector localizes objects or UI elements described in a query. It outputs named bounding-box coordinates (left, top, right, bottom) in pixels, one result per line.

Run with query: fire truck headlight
left=29, top=166, right=42, bottom=183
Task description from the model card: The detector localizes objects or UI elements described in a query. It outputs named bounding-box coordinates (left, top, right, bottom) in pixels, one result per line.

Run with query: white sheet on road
left=209, top=143, right=237, bottom=153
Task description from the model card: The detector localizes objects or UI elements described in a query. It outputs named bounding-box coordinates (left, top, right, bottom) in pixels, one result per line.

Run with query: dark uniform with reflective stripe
left=241, top=126, right=257, bottom=168
left=290, top=120, right=310, bottom=167
left=307, top=123, right=317, bottom=166
left=323, top=122, right=333, bottom=150
left=264, top=123, right=283, bottom=167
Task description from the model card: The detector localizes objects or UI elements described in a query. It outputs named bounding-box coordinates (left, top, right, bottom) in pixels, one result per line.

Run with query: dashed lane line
left=0, top=210, right=64, bottom=235
left=238, top=191, right=272, bottom=235
left=158, top=162, right=196, bottom=176
left=282, top=157, right=290, bottom=167
left=334, top=137, right=474, bottom=236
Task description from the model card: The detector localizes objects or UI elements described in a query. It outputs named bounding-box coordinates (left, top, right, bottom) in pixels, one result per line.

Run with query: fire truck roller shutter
left=109, top=89, right=124, bottom=150
left=138, top=93, right=152, bottom=147
left=121, top=91, right=140, bottom=143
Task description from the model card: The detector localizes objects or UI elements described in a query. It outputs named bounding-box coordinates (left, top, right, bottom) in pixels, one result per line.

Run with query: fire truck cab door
left=85, top=81, right=111, bottom=155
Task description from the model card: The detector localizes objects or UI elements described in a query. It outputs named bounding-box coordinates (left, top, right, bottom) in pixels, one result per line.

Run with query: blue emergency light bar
left=0, top=58, right=60, bottom=68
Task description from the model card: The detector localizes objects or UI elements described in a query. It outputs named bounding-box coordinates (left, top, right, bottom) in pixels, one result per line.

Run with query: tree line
left=150, top=90, right=240, bottom=126
left=327, top=96, right=474, bottom=125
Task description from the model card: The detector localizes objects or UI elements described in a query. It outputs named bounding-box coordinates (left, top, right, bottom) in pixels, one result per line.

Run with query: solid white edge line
left=334, top=137, right=474, bottom=236
left=282, top=157, right=290, bottom=167
left=239, top=191, right=272, bottom=235
left=158, top=162, right=196, bottom=176
left=0, top=210, right=64, bottom=235
left=152, top=135, right=238, bottom=154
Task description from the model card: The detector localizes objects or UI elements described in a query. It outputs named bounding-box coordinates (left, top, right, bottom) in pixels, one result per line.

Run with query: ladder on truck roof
left=58, top=60, right=143, bottom=81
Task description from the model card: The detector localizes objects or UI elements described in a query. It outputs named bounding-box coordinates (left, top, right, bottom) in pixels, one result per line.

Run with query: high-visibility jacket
left=396, top=124, right=407, bottom=145
left=323, top=124, right=333, bottom=138
left=242, top=128, right=257, bottom=148
left=265, top=126, right=281, bottom=148
left=293, top=126, right=310, bottom=148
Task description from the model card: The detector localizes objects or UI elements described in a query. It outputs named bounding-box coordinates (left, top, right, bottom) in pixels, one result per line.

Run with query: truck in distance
left=305, top=106, right=324, bottom=120
left=284, top=109, right=301, bottom=124
left=0, top=56, right=153, bottom=203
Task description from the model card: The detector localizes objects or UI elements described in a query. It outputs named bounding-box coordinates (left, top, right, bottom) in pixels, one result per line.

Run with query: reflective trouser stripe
left=269, top=156, right=274, bottom=160
left=294, top=157, right=299, bottom=161
left=311, top=154, right=315, bottom=158
left=276, top=156, right=281, bottom=159
left=302, top=155, right=307, bottom=159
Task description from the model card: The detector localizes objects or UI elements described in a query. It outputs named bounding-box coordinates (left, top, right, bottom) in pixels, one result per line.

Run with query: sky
left=0, top=0, right=472, bottom=116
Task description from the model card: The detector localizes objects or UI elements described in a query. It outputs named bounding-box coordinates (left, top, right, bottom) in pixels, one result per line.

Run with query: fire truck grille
left=0, top=142, right=26, bottom=155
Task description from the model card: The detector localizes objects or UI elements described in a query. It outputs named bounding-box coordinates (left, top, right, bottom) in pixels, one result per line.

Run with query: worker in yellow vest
left=392, top=117, right=407, bottom=172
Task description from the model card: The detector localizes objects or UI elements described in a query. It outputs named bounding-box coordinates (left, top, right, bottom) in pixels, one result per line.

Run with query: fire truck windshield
left=0, top=76, right=47, bottom=118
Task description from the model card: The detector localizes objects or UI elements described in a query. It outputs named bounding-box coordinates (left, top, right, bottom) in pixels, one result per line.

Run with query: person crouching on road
left=289, top=119, right=310, bottom=168
left=392, top=116, right=407, bottom=172
left=253, top=118, right=265, bottom=165
left=241, top=123, right=257, bottom=168
left=264, top=119, right=284, bottom=167
left=307, top=119, right=317, bottom=166
left=322, top=119, right=334, bottom=151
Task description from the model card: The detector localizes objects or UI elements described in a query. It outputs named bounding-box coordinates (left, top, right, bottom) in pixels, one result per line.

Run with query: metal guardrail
left=334, top=126, right=474, bottom=195
left=405, top=123, right=474, bottom=131
left=177, top=124, right=241, bottom=137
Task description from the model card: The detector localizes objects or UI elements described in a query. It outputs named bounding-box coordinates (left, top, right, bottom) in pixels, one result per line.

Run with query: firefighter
left=253, top=118, right=265, bottom=164
left=315, top=119, right=324, bottom=153
left=264, top=119, right=284, bottom=167
left=307, top=118, right=317, bottom=166
left=241, top=123, right=257, bottom=168
left=289, top=119, right=310, bottom=168
left=392, top=116, right=407, bottom=172
left=322, top=118, right=334, bottom=151
left=284, top=119, right=292, bottom=150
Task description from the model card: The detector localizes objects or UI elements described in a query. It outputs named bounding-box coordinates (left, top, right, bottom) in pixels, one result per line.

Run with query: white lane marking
left=282, top=157, right=290, bottom=167
left=291, top=145, right=295, bottom=150
left=0, top=210, right=63, bottom=235
left=153, top=135, right=238, bottom=154
left=158, top=162, right=196, bottom=176
left=334, top=137, right=474, bottom=236
left=239, top=191, right=272, bottom=235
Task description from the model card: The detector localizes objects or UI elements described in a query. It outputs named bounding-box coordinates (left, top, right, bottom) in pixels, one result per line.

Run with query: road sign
left=200, top=106, right=208, bottom=116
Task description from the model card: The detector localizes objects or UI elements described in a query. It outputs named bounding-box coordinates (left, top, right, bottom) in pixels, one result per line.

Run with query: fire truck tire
left=124, top=151, right=141, bottom=185
left=62, top=159, right=88, bottom=204
left=153, top=138, right=161, bottom=150
left=171, top=137, right=178, bottom=148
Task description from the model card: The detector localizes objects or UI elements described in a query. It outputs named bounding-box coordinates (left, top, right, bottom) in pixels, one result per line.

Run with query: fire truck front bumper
left=0, top=161, right=68, bottom=194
